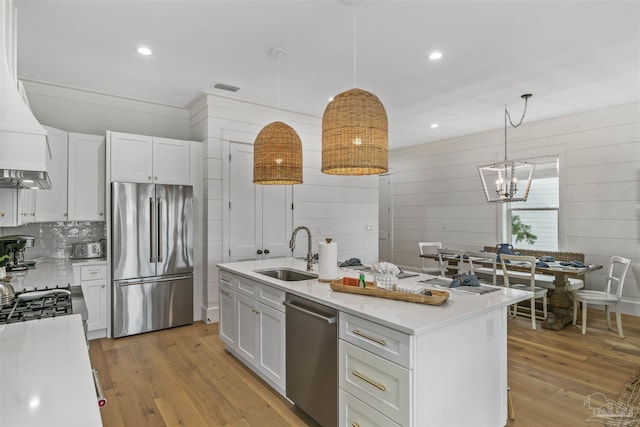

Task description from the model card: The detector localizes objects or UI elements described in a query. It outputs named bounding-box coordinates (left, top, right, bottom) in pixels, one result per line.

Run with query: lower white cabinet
left=218, top=271, right=286, bottom=395
left=218, top=274, right=237, bottom=348
left=73, top=261, right=108, bottom=339
left=339, top=313, right=411, bottom=427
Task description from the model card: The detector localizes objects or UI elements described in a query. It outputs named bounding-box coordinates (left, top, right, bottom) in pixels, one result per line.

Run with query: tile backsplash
left=1, top=222, right=106, bottom=259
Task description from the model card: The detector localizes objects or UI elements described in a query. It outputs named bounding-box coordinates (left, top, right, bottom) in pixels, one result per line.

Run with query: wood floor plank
left=90, top=308, right=640, bottom=427
left=155, top=390, right=210, bottom=427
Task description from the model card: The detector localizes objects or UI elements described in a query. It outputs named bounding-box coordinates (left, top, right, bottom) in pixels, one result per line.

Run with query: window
left=508, top=157, right=559, bottom=251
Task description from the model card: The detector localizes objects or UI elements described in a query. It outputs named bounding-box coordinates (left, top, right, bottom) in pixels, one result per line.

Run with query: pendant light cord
left=277, top=50, right=281, bottom=117
left=353, top=0, right=357, bottom=88
left=503, top=94, right=530, bottom=161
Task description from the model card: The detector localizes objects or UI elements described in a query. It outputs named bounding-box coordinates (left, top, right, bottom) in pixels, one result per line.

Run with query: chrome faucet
left=290, top=226, right=313, bottom=271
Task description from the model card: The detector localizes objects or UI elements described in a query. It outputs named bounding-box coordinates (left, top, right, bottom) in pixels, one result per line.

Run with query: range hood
left=0, top=45, right=50, bottom=190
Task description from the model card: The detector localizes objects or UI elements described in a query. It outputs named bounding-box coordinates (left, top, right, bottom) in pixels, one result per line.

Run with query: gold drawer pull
left=352, top=423, right=361, bottom=427
left=352, top=370, right=386, bottom=391
left=353, top=329, right=386, bottom=346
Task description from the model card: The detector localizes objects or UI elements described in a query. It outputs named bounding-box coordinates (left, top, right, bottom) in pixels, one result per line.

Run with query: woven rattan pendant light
left=253, top=48, right=303, bottom=185
left=321, top=1, right=388, bottom=175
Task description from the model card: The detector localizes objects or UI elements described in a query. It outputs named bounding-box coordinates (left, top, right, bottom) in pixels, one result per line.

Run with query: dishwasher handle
left=283, top=299, right=336, bottom=324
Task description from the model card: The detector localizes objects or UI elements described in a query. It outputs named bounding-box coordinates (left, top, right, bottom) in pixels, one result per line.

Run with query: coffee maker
left=0, top=235, right=35, bottom=271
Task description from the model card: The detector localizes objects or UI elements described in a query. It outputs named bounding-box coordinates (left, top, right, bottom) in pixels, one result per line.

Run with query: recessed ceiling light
left=428, top=51, right=443, bottom=61
left=430, top=123, right=439, bottom=128
left=136, top=46, right=152, bottom=56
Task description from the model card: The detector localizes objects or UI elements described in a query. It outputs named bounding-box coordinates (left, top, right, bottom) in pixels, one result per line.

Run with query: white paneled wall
left=389, top=103, right=640, bottom=314
left=189, top=94, right=378, bottom=322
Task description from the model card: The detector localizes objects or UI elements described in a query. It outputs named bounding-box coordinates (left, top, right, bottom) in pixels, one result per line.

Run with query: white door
left=378, top=175, right=392, bottom=262
left=229, top=142, right=291, bottom=261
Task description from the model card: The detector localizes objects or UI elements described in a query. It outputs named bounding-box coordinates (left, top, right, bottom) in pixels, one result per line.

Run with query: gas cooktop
left=0, top=285, right=73, bottom=324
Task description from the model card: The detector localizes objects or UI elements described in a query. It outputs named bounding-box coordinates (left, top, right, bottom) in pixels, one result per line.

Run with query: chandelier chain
left=503, top=94, right=530, bottom=161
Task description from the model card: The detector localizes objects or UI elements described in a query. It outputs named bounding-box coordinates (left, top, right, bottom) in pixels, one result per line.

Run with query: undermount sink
left=255, top=268, right=318, bottom=281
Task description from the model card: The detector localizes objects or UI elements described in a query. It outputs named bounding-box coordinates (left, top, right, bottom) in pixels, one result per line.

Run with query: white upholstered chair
left=467, top=250, right=498, bottom=285
left=418, top=242, right=442, bottom=275
left=437, top=248, right=466, bottom=277
left=500, top=254, right=548, bottom=330
left=572, top=256, right=631, bottom=338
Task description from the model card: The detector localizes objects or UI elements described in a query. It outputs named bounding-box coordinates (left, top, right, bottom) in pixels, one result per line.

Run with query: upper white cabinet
left=0, top=189, right=18, bottom=227
left=68, top=133, right=106, bottom=221
left=35, top=126, right=69, bottom=222
left=109, top=132, right=190, bottom=185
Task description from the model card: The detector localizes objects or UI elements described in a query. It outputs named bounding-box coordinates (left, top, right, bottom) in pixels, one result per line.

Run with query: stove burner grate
left=0, top=285, right=73, bottom=324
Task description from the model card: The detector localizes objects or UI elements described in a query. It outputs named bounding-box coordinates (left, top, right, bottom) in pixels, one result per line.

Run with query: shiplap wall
left=189, top=93, right=378, bottom=322
left=389, top=102, right=640, bottom=314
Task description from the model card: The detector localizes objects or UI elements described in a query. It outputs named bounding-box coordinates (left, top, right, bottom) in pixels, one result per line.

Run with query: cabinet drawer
left=80, top=265, right=107, bottom=281
left=340, top=312, right=411, bottom=368
left=219, top=271, right=236, bottom=290
left=339, top=388, right=401, bottom=427
left=339, top=340, right=410, bottom=426
left=257, top=283, right=285, bottom=312
left=236, top=277, right=259, bottom=299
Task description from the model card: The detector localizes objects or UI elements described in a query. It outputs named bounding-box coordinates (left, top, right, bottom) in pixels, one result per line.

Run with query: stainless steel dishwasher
left=284, top=293, right=337, bottom=427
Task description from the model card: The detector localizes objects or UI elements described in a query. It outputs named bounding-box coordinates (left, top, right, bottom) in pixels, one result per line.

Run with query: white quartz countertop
left=5, top=258, right=76, bottom=292
left=218, top=258, right=532, bottom=335
left=0, top=314, right=103, bottom=427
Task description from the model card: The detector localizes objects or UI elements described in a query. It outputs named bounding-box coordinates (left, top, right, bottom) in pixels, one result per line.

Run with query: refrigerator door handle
left=149, top=197, right=156, bottom=263
left=115, top=275, right=192, bottom=287
left=157, top=197, right=163, bottom=263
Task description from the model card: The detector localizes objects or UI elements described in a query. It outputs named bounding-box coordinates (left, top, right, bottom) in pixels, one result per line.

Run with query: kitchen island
left=218, top=258, right=531, bottom=427
left=0, top=314, right=102, bottom=427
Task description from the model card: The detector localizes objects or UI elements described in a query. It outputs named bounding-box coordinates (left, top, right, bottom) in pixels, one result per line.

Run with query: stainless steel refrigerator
left=111, top=182, right=193, bottom=338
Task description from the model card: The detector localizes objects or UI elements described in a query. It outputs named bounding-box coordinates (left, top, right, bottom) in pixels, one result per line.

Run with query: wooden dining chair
left=466, top=250, right=498, bottom=285
left=572, top=256, right=631, bottom=338
left=418, top=242, right=442, bottom=275
left=437, top=248, right=466, bottom=277
left=500, top=254, right=548, bottom=330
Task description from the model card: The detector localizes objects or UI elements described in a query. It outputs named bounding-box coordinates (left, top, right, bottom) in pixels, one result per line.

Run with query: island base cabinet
left=339, top=340, right=410, bottom=426
left=339, top=389, right=401, bottom=427
left=218, top=276, right=237, bottom=349
left=218, top=271, right=286, bottom=397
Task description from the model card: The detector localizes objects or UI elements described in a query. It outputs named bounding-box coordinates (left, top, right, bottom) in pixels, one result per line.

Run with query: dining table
left=419, top=252, right=603, bottom=330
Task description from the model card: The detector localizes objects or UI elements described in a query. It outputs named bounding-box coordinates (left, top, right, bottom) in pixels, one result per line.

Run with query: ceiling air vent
left=213, top=82, right=240, bottom=92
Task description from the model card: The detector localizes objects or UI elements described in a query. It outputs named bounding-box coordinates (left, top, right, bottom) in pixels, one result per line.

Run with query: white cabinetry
left=339, top=313, right=411, bottom=427
left=228, top=142, right=292, bottom=261
left=218, top=272, right=237, bottom=348
left=108, top=132, right=190, bottom=185
left=217, top=271, right=286, bottom=395
left=18, top=190, right=35, bottom=224
left=0, top=189, right=18, bottom=226
left=35, top=126, right=68, bottom=222
left=339, top=309, right=508, bottom=427
left=73, top=261, right=108, bottom=340
left=68, top=133, right=106, bottom=221
left=0, top=128, right=105, bottom=225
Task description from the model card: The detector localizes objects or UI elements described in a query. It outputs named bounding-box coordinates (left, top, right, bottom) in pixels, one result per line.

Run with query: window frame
left=497, top=153, right=566, bottom=250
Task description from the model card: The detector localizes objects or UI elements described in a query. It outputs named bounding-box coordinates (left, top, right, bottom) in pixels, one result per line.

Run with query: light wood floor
left=89, top=309, right=640, bottom=427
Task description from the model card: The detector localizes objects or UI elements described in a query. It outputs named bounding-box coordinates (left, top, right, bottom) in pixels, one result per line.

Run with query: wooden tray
left=329, top=280, right=449, bottom=306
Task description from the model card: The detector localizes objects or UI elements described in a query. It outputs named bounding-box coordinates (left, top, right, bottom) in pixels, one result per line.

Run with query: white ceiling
left=15, top=0, right=640, bottom=149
